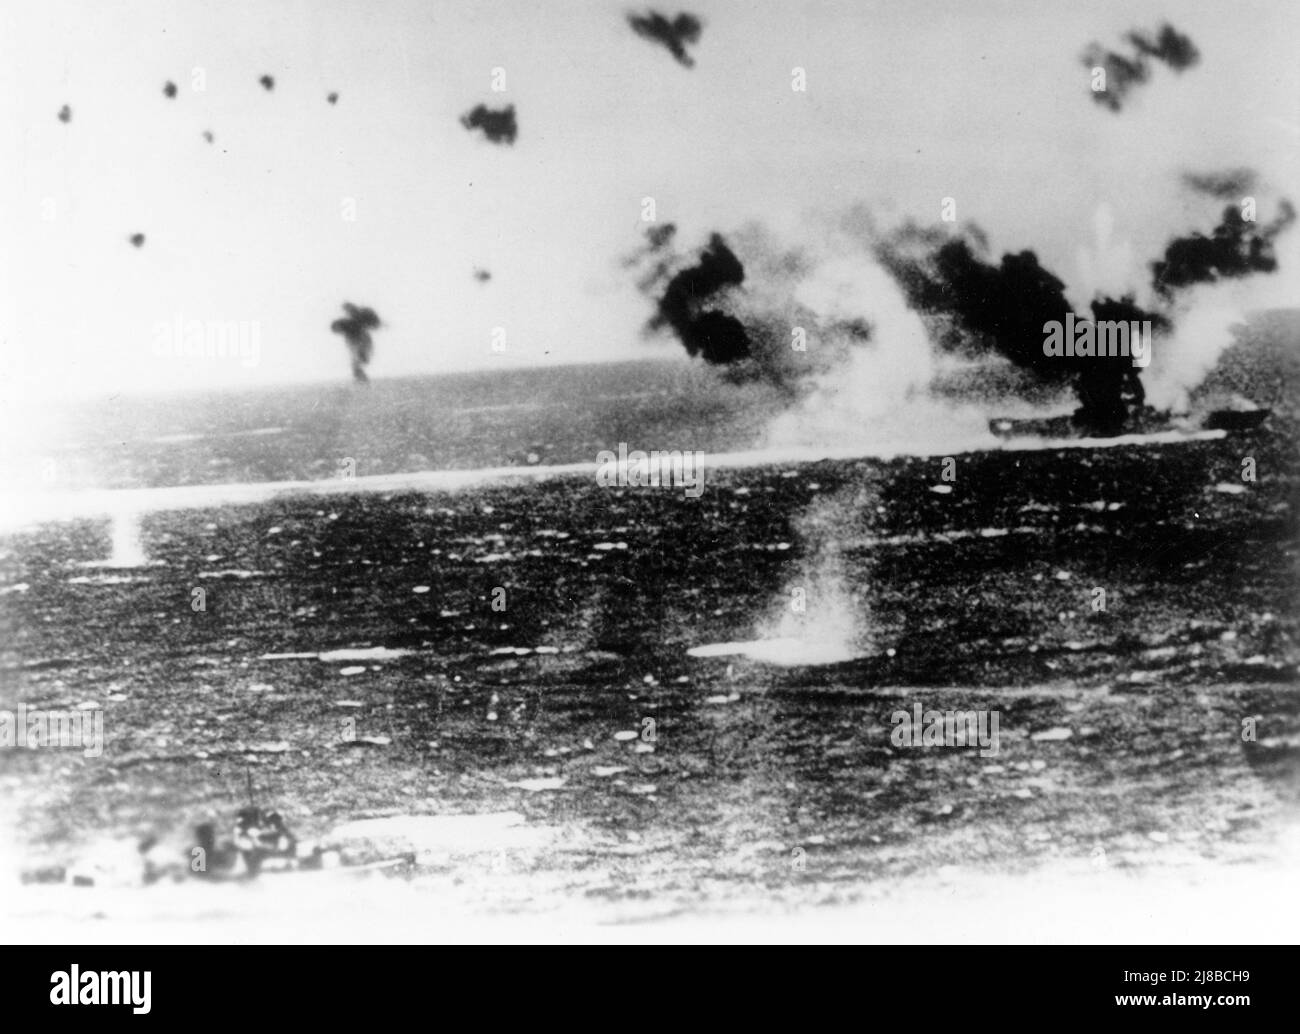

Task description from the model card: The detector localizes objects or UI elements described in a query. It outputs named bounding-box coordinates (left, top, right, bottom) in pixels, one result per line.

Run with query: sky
left=1, top=0, right=1297, bottom=401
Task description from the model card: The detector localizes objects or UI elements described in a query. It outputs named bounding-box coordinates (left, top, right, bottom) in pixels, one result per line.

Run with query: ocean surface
left=1, top=332, right=1297, bottom=938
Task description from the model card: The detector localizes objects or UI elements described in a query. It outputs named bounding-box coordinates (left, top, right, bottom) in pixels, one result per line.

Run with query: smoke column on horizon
left=633, top=185, right=1295, bottom=444
left=632, top=217, right=996, bottom=453
left=331, top=302, right=381, bottom=384
left=1141, top=197, right=1296, bottom=410
left=648, top=231, right=751, bottom=365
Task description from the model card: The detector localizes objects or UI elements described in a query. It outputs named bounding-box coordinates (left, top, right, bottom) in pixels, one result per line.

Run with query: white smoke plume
left=712, top=218, right=998, bottom=455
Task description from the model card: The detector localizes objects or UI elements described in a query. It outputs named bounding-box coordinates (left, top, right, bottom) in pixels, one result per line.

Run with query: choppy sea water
left=0, top=354, right=1297, bottom=935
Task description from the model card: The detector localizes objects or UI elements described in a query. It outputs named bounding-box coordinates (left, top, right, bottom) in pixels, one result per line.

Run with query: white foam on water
left=149, top=427, right=284, bottom=445
left=687, top=638, right=863, bottom=667
left=258, top=647, right=414, bottom=662
left=149, top=433, right=204, bottom=444
left=76, top=559, right=166, bottom=569
left=0, top=428, right=1230, bottom=534
left=319, top=647, right=413, bottom=662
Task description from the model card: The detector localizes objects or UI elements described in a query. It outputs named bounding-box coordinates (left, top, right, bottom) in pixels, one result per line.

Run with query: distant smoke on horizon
left=331, top=303, right=382, bottom=384
left=633, top=186, right=1295, bottom=440
left=878, top=225, right=1163, bottom=434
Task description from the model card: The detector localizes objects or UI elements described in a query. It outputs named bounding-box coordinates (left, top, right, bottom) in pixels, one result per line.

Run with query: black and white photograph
left=0, top=0, right=1297, bottom=965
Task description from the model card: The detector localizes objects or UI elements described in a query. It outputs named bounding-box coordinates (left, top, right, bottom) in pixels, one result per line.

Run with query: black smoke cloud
left=1151, top=200, right=1296, bottom=297
left=1126, top=24, right=1199, bottom=70
left=635, top=223, right=914, bottom=394
left=880, top=231, right=1072, bottom=377
left=647, top=231, right=750, bottom=365
left=628, top=10, right=703, bottom=68
left=331, top=302, right=381, bottom=384
left=636, top=187, right=1292, bottom=436
left=1182, top=169, right=1258, bottom=199
left=1082, top=22, right=1199, bottom=112
left=460, top=104, right=517, bottom=145
left=878, top=227, right=1162, bottom=433
left=1074, top=295, right=1167, bottom=433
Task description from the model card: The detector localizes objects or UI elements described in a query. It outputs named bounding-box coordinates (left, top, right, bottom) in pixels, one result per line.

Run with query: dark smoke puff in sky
left=259, top=75, right=275, bottom=91
left=628, top=10, right=703, bottom=68
left=460, top=104, right=517, bottom=145
left=57, top=104, right=71, bottom=123
left=128, top=233, right=145, bottom=248
left=624, top=221, right=679, bottom=292
left=1151, top=200, right=1296, bottom=297
left=885, top=235, right=1074, bottom=378
left=1082, top=22, right=1199, bottom=112
left=331, top=303, right=381, bottom=384
left=635, top=222, right=879, bottom=391
left=327, top=92, right=339, bottom=105
left=162, top=81, right=177, bottom=99
left=1083, top=50, right=1148, bottom=112
left=1182, top=169, right=1258, bottom=199
left=1126, top=24, right=1200, bottom=70
left=643, top=224, right=676, bottom=250
left=650, top=233, right=750, bottom=364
